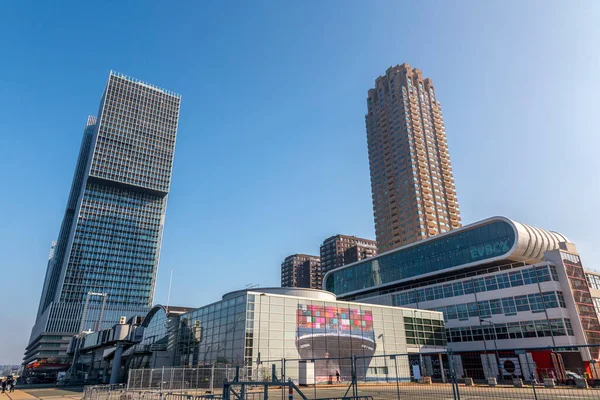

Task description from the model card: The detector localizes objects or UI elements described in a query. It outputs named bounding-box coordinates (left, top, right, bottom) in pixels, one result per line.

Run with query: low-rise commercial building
left=324, top=216, right=600, bottom=379
left=176, top=288, right=445, bottom=381
left=67, top=288, right=445, bottom=384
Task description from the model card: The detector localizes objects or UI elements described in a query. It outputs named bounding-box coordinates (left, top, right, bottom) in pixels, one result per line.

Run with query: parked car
left=565, top=371, right=584, bottom=386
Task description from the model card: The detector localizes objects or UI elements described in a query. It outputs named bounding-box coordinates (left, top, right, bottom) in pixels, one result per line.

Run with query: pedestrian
left=336, top=370, right=340, bottom=383
left=5, top=379, right=11, bottom=393
left=9, top=378, right=15, bottom=393
left=1, top=379, right=6, bottom=393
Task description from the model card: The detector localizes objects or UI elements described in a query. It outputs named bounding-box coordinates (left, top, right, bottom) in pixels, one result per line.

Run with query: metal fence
left=86, top=344, right=600, bottom=400
left=127, top=366, right=240, bottom=392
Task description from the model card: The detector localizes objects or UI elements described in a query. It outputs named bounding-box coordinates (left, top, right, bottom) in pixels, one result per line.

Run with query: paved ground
left=0, top=387, right=83, bottom=400
left=263, top=382, right=600, bottom=400
left=10, top=383, right=600, bottom=400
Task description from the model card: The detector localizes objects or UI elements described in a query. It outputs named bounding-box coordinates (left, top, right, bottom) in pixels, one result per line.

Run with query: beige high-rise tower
left=366, top=63, right=461, bottom=252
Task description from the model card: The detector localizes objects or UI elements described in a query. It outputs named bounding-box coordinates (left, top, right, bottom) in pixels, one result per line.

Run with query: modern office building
left=366, top=63, right=461, bottom=252
left=324, top=216, right=600, bottom=379
left=281, top=254, right=321, bottom=289
left=24, top=71, right=181, bottom=370
left=320, top=235, right=377, bottom=275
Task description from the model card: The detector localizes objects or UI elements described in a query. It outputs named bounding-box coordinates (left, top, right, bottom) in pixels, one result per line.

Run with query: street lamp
left=378, top=334, right=389, bottom=382
left=480, top=318, right=501, bottom=380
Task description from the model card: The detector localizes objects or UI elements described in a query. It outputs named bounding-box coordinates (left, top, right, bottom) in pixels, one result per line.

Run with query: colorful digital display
left=297, top=304, right=374, bottom=334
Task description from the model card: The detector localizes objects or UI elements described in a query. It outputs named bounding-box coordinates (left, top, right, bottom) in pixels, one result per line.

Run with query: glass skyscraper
left=24, top=71, right=181, bottom=367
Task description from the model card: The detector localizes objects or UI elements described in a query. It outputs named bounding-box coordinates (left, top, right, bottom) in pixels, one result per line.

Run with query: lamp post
left=378, top=334, right=389, bottom=382
left=480, top=318, right=501, bottom=380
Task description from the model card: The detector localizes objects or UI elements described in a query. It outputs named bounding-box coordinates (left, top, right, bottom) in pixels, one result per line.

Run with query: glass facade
left=60, top=183, right=164, bottom=306
left=127, top=307, right=178, bottom=369
left=175, top=291, right=444, bottom=381
left=391, top=264, right=559, bottom=306
left=424, top=291, right=567, bottom=321
left=445, top=318, right=574, bottom=343
left=326, top=220, right=516, bottom=296
left=28, top=71, right=181, bottom=362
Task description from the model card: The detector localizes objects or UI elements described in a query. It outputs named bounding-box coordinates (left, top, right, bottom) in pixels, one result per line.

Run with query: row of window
left=428, top=291, right=566, bottom=321
left=587, top=273, right=600, bottom=290
left=392, top=265, right=558, bottom=305
left=446, top=318, right=574, bottom=343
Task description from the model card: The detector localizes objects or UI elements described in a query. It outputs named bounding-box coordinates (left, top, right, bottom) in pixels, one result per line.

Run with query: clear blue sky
left=1, top=1, right=598, bottom=364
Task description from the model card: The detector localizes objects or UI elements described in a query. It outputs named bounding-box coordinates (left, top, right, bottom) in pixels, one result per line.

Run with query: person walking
left=336, top=370, right=340, bottom=383
left=1, top=379, right=6, bottom=393
left=9, top=378, right=15, bottom=393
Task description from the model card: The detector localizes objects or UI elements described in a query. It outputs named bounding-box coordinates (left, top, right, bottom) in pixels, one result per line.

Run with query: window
left=478, top=301, right=491, bottom=318
left=495, top=323, right=509, bottom=340
left=543, top=292, right=558, bottom=308
left=550, top=319, right=566, bottom=336
left=457, top=304, right=469, bottom=320
left=467, top=302, right=479, bottom=318
left=446, top=305, right=458, bottom=320
left=509, top=271, right=524, bottom=287
left=471, top=327, right=484, bottom=341
left=489, top=299, right=503, bottom=315
left=565, top=319, right=574, bottom=336
left=463, top=280, right=474, bottom=294
left=473, top=278, right=486, bottom=293
left=550, top=265, right=559, bottom=281
left=483, top=326, right=496, bottom=340
left=425, top=287, right=435, bottom=301
left=443, top=284, right=453, bottom=298
left=450, top=328, right=461, bottom=343
left=528, top=293, right=545, bottom=312
left=522, top=321, right=537, bottom=338
left=515, top=295, right=530, bottom=312
left=452, top=282, right=464, bottom=297
left=535, top=320, right=551, bottom=337
left=557, top=292, right=567, bottom=308
left=496, top=273, right=510, bottom=289
left=594, top=298, right=600, bottom=314
left=502, top=297, right=517, bottom=315
left=535, top=266, right=551, bottom=282
left=508, top=322, right=523, bottom=339
left=485, top=276, right=498, bottom=291
left=522, top=269, right=537, bottom=285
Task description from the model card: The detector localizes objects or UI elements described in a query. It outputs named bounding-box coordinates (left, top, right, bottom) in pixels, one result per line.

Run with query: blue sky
left=0, top=1, right=599, bottom=364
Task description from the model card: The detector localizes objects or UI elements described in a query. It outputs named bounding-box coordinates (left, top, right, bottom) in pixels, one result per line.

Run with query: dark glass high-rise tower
left=24, top=71, right=181, bottom=367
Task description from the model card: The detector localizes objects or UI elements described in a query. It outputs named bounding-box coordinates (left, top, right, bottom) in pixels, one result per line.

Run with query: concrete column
left=110, top=345, right=124, bottom=384
left=102, top=362, right=109, bottom=384
left=438, top=353, right=446, bottom=383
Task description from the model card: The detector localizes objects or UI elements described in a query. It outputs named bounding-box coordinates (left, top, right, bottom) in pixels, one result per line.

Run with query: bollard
left=512, top=378, right=524, bottom=388
left=543, top=378, right=555, bottom=388
left=464, top=377, right=473, bottom=386
left=487, top=377, right=497, bottom=387
left=575, top=378, right=588, bottom=389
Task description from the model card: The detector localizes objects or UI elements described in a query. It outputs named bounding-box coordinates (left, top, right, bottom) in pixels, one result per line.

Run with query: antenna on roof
left=166, top=269, right=174, bottom=314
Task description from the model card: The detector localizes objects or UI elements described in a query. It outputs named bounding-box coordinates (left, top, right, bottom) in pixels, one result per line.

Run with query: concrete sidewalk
left=2, top=389, right=82, bottom=400
left=1, top=390, right=38, bottom=400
